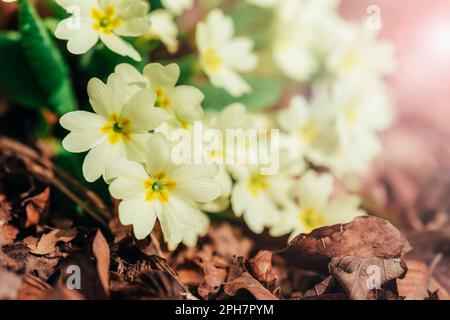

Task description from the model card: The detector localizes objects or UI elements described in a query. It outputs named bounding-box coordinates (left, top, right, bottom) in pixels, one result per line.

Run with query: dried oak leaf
left=329, top=256, right=407, bottom=300
left=224, top=272, right=278, bottom=300
left=22, top=187, right=49, bottom=228
left=92, top=230, right=110, bottom=296
left=278, top=216, right=412, bottom=273
left=27, top=228, right=77, bottom=256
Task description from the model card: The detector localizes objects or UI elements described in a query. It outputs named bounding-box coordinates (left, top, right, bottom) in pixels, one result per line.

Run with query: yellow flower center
left=342, top=49, right=359, bottom=71
left=101, top=114, right=131, bottom=144
left=203, top=48, right=222, bottom=72
left=155, top=87, right=170, bottom=109
left=144, top=172, right=176, bottom=202
left=299, top=121, right=318, bottom=144
left=247, top=172, right=269, bottom=196
left=298, top=207, right=325, bottom=233
left=92, top=5, right=122, bottom=35
left=345, top=104, right=358, bottom=126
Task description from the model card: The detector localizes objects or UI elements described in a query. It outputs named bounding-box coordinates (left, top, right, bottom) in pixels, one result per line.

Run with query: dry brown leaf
left=303, top=275, right=335, bottom=298
left=28, top=229, right=77, bottom=255
left=249, top=250, right=277, bottom=287
left=397, top=260, right=429, bottom=300
left=0, top=194, right=12, bottom=225
left=0, top=224, right=18, bottom=246
left=224, top=272, right=279, bottom=300
left=429, top=278, right=450, bottom=300
left=111, top=271, right=184, bottom=300
left=329, top=256, right=407, bottom=300
left=0, top=267, right=22, bottom=300
left=198, top=262, right=227, bottom=299
left=208, top=223, right=253, bottom=260
left=92, top=229, right=110, bottom=296
left=17, top=274, right=51, bottom=300
left=22, top=187, right=49, bottom=228
left=278, top=216, right=412, bottom=273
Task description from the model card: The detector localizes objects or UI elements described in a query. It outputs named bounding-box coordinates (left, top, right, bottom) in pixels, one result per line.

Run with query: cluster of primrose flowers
left=53, top=0, right=396, bottom=249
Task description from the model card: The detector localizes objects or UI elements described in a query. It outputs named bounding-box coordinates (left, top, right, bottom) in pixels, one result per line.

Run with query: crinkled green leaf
left=19, top=0, right=77, bottom=115
left=0, top=31, right=48, bottom=109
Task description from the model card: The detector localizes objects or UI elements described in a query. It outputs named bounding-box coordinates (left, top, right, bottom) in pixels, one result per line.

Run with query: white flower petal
left=210, top=66, right=252, bottom=97
left=148, top=10, right=179, bottom=53
left=171, top=86, right=204, bottom=121
left=205, top=10, right=234, bottom=47
left=170, top=163, right=218, bottom=181
left=115, top=0, right=150, bottom=36
left=56, top=0, right=97, bottom=15
left=161, top=0, right=193, bottom=15
left=165, top=195, right=204, bottom=230
left=123, top=133, right=148, bottom=163
left=133, top=206, right=158, bottom=240
left=158, top=203, right=184, bottom=244
left=88, top=73, right=130, bottom=118
left=82, top=142, right=122, bottom=182
left=114, top=63, right=148, bottom=87
left=143, top=63, right=180, bottom=89
left=296, top=170, right=334, bottom=210
left=60, top=110, right=106, bottom=131
left=175, top=179, right=221, bottom=203
left=323, top=196, right=366, bottom=225
left=121, top=89, right=166, bottom=132
left=100, top=33, right=141, bottom=61
left=145, top=133, right=172, bottom=175
left=55, top=18, right=99, bottom=55
left=222, top=37, right=258, bottom=72
left=62, top=130, right=105, bottom=153
left=108, top=159, right=148, bottom=199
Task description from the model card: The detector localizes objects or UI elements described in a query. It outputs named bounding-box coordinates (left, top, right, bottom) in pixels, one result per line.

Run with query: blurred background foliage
left=0, top=0, right=284, bottom=221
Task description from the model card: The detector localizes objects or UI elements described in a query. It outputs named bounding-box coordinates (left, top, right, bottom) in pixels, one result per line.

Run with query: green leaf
left=0, top=31, right=48, bottom=109
left=19, top=0, right=77, bottom=115
left=229, top=2, right=274, bottom=50
left=194, top=76, right=284, bottom=112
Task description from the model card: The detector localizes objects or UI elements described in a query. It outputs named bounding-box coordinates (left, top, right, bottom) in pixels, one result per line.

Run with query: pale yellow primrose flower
left=201, top=103, right=252, bottom=213
left=108, top=133, right=221, bottom=242
left=161, top=0, right=193, bottom=15
left=60, top=74, right=165, bottom=182
left=167, top=211, right=210, bottom=251
left=273, top=0, right=341, bottom=81
left=55, top=0, right=151, bottom=61
left=270, top=170, right=366, bottom=241
left=327, top=21, right=396, bottom=79
left=277, top=95, right=336, bottom=165
left=196, top=9, right=258, bottom=97
left=114, top=63, right=204, bottom=128
left=145, top=10, right=179, bottom=54
left=229, top=157, right=298, bottom=234
left=316, top=75, right=393, bottom=176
